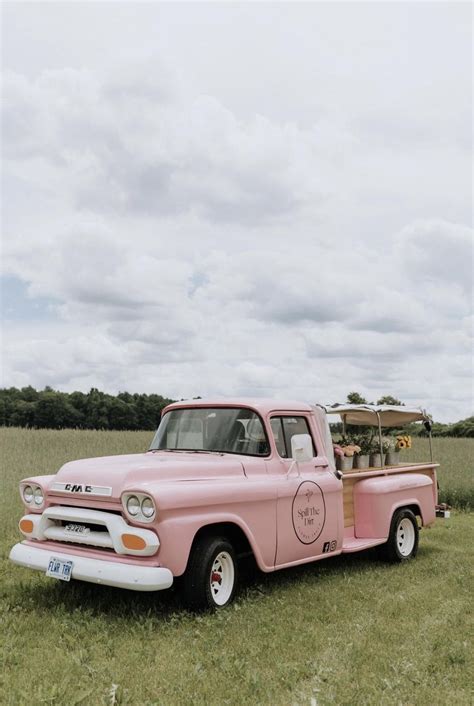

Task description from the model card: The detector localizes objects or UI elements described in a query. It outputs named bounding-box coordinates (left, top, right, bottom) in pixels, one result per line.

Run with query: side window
left=270, top=416, right=317, bottom=458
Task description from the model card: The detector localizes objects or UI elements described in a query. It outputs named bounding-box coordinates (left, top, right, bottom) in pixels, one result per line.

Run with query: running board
left=342, top=536, right=386, bottom=553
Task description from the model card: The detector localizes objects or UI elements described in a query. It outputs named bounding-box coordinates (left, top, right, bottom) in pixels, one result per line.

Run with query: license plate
left=46, top=557, right=73, bottom=582
left=64, top=523, right=90, bottom=535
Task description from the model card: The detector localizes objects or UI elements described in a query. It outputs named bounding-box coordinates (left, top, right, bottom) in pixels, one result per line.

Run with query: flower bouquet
left=369, top=439, right=384, bottom=468
left=334, top=442, right=361, bottom=472
left=383, top=436, right=399, bottom=466
left=353, top=434, right=373, bottom=469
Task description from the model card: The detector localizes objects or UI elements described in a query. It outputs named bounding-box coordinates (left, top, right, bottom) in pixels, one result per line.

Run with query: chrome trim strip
left=50, top=482, right=113, bottom=497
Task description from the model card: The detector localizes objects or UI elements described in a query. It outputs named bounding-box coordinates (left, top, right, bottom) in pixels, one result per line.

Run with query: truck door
left=269, top=414, right=343, bottom=567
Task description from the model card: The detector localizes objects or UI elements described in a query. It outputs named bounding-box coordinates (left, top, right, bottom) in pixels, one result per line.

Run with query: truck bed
left=342, top=462, right=439, bottom=528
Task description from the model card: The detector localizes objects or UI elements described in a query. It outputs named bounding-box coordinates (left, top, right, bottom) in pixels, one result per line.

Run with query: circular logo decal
left=292, top=481, right=326, bottom=544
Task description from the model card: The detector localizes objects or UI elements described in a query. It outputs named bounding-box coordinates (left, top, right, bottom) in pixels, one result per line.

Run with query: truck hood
left=49, top=452, right=246, bottom=501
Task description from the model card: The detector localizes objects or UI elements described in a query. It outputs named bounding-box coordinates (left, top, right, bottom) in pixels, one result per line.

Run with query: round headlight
left=141, top=497, right=155, bottom=518
left=34, top=487, right=44, bottom=505
left=126, top=495, right=140, bottom=516
left=23, top=485, right=34, bottom=503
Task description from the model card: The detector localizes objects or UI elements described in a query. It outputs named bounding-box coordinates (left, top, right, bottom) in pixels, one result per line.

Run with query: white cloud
left=397, top=220, right=473, bottom=293
left=1, top=4, right=472, bottom=423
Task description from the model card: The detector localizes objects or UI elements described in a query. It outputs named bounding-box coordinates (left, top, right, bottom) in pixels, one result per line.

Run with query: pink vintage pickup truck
left=10, top=399, right=440, bottom=609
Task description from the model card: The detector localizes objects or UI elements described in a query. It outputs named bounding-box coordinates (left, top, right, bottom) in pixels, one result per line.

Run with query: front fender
left=156, top=509, right=276, bottom=576
left=20, top=474, right=56, bottom=487
left=123, top=477, right=277, bottom=576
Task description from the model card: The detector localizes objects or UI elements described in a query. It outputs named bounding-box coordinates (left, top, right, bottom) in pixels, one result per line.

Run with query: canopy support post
left=375, top=411, right=384, bottom=469
left=429, top=430, right=433, bottom=462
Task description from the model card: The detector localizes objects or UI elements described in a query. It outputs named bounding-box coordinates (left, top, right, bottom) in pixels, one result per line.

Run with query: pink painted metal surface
left=353, top=473, right=436, bottom=538
left=10, top=398, right=439, bottom=589
left=341, top=536, right=387, bottom=553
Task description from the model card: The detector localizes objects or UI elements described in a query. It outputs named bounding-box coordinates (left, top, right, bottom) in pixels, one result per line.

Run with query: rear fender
left=353, top=474, right=436, bottom=539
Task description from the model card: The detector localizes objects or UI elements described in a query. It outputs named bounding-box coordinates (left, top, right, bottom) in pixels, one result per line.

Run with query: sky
left=1, top=1, right=473, bottom=422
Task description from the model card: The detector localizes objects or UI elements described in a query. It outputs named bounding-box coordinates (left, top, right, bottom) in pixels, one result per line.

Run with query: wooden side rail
left=342, top=462, right=439, bottom=528
left=341, top=461, right=439, bottom=481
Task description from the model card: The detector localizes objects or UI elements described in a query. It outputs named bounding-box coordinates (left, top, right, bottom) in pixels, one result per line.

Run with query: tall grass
left=1, top=428, right=473, bottom=705
left=1, top=427, right=471, bottom=512
left=0, top=428, right=153, bottom=533
left=404, top=436, right=473, bottom=510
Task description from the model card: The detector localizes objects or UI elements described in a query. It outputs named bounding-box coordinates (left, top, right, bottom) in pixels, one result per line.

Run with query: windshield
left=149, top=407, right=270, bottom=456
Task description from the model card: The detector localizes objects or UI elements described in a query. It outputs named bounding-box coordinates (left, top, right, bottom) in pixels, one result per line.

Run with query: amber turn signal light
left=121, top=533, right=146, bottom=550
left=19, top=519, right=34, bottom=534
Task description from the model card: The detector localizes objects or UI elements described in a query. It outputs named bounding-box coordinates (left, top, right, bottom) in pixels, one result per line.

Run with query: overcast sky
left=1, top=1, right=472, bottom=422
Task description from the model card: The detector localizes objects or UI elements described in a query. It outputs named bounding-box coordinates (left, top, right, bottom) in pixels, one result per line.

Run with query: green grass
left=404, top=436, right=474, bottom=510
left=1, top=428, right=473, bottom=705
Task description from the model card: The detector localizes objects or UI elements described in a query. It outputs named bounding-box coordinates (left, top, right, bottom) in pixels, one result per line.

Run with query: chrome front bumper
left=9, top=542, right=173, bottom=592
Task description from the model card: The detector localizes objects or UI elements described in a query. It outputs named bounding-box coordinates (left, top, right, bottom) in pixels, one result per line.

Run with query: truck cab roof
left=163, top=398, right=314, bottom=415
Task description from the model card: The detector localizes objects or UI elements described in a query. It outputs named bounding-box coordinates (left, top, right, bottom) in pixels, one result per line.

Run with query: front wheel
left=382, top=508, right=419, bottom=562
left=182, top=536, right=238, bottom=610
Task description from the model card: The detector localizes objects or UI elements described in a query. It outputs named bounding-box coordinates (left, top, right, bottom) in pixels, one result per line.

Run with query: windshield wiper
left=149, top=448, right=224, bottom=455
left=185, top=450, right=224, bottom=456
left=149, top=448, right=183, bottom=453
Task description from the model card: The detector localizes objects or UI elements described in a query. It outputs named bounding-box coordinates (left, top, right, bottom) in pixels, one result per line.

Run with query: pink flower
left=333, top=444, right=345, bottom=458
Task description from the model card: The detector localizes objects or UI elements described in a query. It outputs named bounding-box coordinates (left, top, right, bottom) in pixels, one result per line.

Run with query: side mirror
left=290, top=434, right=314, bottom=463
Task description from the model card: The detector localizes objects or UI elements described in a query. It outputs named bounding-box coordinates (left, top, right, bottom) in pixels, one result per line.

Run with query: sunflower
left=396, top=434, right=411, bottom=450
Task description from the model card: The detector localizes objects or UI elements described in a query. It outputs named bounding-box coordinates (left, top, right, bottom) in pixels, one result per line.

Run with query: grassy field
left=403, top=436, right=473, bottom=510
left=1, top=428, right=473, bottom=705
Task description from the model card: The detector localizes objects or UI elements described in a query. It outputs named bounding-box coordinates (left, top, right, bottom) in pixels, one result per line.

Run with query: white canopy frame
left=322, top=404, right=433, bottom=465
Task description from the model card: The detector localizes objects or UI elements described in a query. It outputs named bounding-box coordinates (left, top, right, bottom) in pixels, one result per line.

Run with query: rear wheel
left=182, top=536, right=238, bottom=610
left=382, top=508, right=419, bottom=562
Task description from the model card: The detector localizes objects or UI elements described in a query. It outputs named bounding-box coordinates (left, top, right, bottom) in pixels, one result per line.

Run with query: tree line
left=0, top=386, right=173, bottom=431
left=0, top=386, right=472, bottom=436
